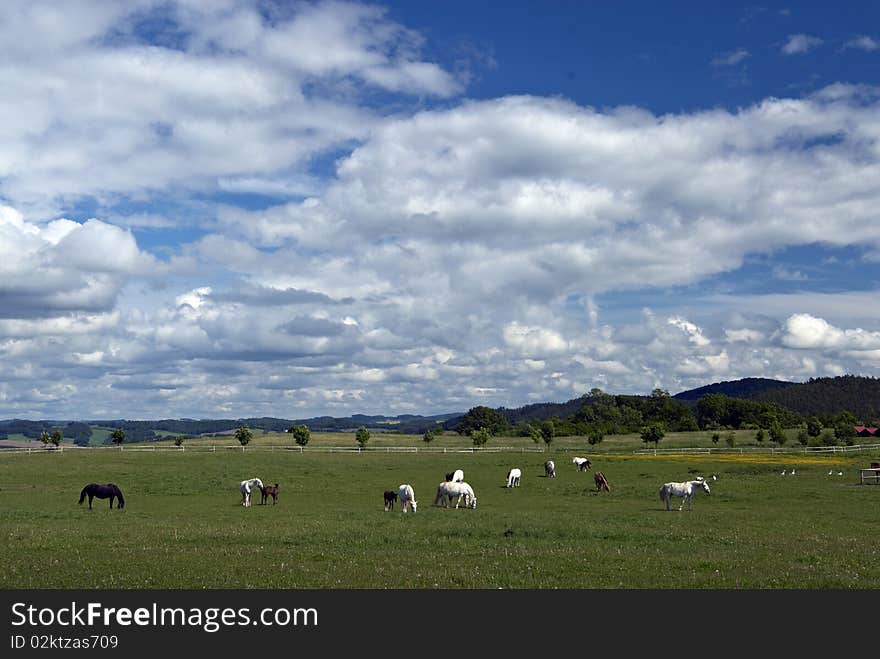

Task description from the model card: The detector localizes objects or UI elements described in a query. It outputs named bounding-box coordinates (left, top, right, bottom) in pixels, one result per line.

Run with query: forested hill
left=749, top=375, right=880, bottom=421
left=495, top=395, right=592, bottom=426
left=673, top=378, right=797, bottom=402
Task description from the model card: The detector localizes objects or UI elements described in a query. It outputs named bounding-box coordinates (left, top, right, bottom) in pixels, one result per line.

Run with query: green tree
left=289, top=425, right=311, bottom=447
left=821, top=429, right=837, bottom=447
left=174, top=436, right=184, bottom=447
left=540, top=419, right=555, bottom=446
left=355, top=426, right=370, bottom=448
left=755, top=428, right=765, bottom=443
left=640, top=423, right=665, bottom=447
left=39, top=431, right=50, bottom=446
left=725, top=430, right=736, bottom=447
left=110, top=428, right=126, bottom=445
left=234, top=425, right=252, bottom=446
left=695, top=393, right=728, bottom=429
left=797, top=429, right=809, bottom=445
left=456, top=406, right=510, bottom=437
left=49, top=429, right=63, bottom=447
left=587, top=428, right=604, bottom=446
left=527, top=424, right=542, bottom=444
left=806, top=416, right=823, bottom=437
left=769, top=421, right=786, bottom=445
left=471, top=427, right=490, bottom=447
left=711, top=432, right=720, bottom=445
left=422, top=429, right=434, bottom=444
left=834, top=422, right=856, bottom=446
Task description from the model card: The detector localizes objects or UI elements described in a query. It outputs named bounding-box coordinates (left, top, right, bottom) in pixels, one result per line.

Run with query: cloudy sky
left=2, top=1, right=880, bottom=420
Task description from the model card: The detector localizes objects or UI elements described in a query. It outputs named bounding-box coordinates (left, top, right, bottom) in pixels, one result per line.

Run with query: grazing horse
left=239, top=478, right=264, bottom=508
left=659, top=479, right=711, bottom=511
left=594, top=471, right=610, bottom=492
left=444, top=469, right=465, bottom=483
left=79, top=483, right=125, bottom=510
left=261, top=483, right=279, bottom=505
left=572, top=457, right=592, bottom=471
left=506, top=467, right=521, bottom=488
left=434, top=481, right=451, bottom=507
left=544, top=460, right=556, bottom=478
left=383, top=490, right=398, bottom=511
left=445, top=481, right=477, bottom=509
left=398, top=483, right=418, bottom=513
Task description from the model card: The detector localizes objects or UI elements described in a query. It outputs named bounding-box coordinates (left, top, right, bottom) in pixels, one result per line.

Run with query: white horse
left=544, top=460, right=556, bottom=478
left=506, top=467, right=521, bottom=488
left=398, top=483, right=418, bottom=513
left=239, top=477, right=264, bottom=508
left=659, top=479, right=711, bottom=511
left=572, top=456, right=592, bottom=471
left=444, top=481, right=477, bottom=509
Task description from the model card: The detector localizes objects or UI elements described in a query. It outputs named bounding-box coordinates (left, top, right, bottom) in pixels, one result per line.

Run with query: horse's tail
left=658, top=484, right=667, bottom=501
left=78, top=486, right=88, bottom=505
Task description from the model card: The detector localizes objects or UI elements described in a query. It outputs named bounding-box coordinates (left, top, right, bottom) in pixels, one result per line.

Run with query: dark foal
left=261, top=483, right=279, bottom=505
left=383, top=490, right=398, bottom=511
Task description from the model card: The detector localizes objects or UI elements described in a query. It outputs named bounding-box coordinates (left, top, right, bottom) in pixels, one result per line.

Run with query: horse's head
left=698, top=480, right=711, bottom=494
left=468, top=496, right=477, bottom=509
left=410, top=500, right=418, bottom=513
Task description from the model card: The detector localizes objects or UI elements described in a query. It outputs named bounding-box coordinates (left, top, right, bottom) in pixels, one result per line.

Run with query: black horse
left=79, top=483, right=125, bottom=510
left=383, top=490, right=398, bottom=511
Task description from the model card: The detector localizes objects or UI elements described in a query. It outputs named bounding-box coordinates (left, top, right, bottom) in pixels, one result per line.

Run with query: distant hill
left=495, top=395, right=592, bottom=426
left=749, top=375, right=880, bottom=421
left=673, top=375, right=880, bottom=423
left=673, top=378, right=797, bottom=402
left=7, top=374, right=880, bottom=442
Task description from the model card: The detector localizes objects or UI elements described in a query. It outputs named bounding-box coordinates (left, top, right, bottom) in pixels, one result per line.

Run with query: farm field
left=1, top=424, right=848, bottom=451
left=1, top=448, right=879, bottom=589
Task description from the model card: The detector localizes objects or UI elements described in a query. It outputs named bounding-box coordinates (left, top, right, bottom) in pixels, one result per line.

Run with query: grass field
left=1, top=444, right=879, bottom=589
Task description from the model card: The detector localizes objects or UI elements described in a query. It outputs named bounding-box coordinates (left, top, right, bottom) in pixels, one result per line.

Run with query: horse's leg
left=88, top=494, right=94, bottom=510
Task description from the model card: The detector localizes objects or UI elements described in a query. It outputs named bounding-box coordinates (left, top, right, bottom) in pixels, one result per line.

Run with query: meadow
left=2, top=433, right=880, bottom=589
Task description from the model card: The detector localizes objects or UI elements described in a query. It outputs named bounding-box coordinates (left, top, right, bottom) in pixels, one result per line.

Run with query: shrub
left=471, top=428, right=490, bottom=447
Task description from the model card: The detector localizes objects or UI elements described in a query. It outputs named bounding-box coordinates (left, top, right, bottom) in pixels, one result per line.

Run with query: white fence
left=4, top=442, right=880, bottom=457
left=632, top=443, right=880, bottom=456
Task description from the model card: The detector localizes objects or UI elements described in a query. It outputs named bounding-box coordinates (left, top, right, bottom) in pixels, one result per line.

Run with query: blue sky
left=1, top=0, right=879, bottom=420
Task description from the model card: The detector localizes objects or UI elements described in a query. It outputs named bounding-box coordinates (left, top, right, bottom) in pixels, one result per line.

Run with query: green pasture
left=1, top=447, right=878, bottom=589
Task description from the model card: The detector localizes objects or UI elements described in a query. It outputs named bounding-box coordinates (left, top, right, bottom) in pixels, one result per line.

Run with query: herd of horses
left=378, top=455, right=703, bottom=514
left=77, top=454, right=714, bottom=513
